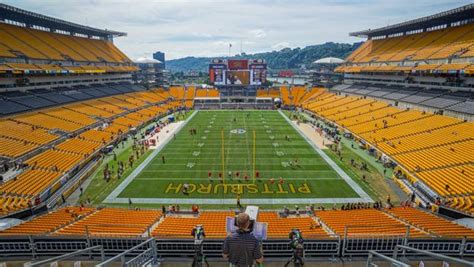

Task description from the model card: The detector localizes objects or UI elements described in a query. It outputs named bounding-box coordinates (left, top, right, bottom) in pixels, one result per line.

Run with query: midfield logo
left=230, top=128, right=246, bottom=134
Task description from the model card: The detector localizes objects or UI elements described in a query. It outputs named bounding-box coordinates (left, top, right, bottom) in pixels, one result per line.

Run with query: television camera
left=284, top=229, right=305, bottom=267
left=191, top=225, right=208, bottom=267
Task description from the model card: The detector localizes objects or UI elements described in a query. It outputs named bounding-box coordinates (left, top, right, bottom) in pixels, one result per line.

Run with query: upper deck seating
left=0, top=23, right=132, bottom=63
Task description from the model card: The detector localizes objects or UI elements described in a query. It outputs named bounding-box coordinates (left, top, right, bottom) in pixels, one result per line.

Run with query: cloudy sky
left=2, top=0, right=472, bottom=60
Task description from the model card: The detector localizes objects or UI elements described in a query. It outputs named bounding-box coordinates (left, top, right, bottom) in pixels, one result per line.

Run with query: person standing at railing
left=223, top=213, right=263, bottom=267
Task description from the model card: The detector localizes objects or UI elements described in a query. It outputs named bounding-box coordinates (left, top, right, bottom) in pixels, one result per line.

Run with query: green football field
left=105, top=110, right=370, bottom=205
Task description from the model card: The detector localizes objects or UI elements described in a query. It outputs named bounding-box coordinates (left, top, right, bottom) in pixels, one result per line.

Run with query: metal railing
left=0, top=235, right=472, bottom=260
left=25, top=245, right=104, bottom=267
left=367, top=250, right=410, bottom=267
left=96, top=238, right=157, bottom=267
left=342, top=225, right=410, bottom=257
left=393, top=245, right=474, bottom=266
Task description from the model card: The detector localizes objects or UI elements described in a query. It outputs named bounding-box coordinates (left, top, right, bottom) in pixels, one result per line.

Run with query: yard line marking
left=242, top=112, right=252, bottom=183
left=140, top=169, right=337, bottom=173
left=146, top=157, right=329, bottom=160
left=106, top=197, right=368, bottom=205
left=133, top=177, right=342, bottom=181
left=278, top=110, right=373, bottom=203
left=221, top=128, right=225, bottom=183
left=105, top=110, right=373, bottom=205
left=253, top=130, right=256, bottom=184
left=104, top=110, right=198, bottom=202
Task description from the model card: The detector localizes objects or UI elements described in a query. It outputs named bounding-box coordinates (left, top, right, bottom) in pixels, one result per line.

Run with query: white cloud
left=249, top=29, right=267, bottom=38
left=2, top=0, right=472, bottom=59
left=271, top=42, right=290, bottom=51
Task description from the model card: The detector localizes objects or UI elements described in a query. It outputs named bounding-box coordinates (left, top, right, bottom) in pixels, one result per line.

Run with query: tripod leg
left=294, top=255, right=303, bottom=266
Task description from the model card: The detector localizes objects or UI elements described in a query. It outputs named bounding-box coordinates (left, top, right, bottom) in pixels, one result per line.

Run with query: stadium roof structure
left=350, top=3, right=474, bottom=38
left=313, top=57, right=344, bottom=64
left=135, top=58, right=162, bottom=64
left=0, top=3, right=126, bottom=39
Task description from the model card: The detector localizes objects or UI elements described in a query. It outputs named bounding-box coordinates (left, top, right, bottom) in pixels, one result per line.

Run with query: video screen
left=209, top=64, right=226, bottom=85
left=251, top=69, right=266, bottom=85
left=209, top=59, right=266, bottom=86
left=226, top=70, right=249, bottom=85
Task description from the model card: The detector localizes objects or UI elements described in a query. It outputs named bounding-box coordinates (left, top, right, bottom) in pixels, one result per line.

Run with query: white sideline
left=104, top=110, right=373, bottom=205
left=104, top=197, right=367, bottom=205
left=278, top=110, right=373, bottom=203
left=104, top=111, right=198, bottom=203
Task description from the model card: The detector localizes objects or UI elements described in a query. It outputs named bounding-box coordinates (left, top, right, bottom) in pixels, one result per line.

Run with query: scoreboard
left=209, top=59, right=266, bottom=86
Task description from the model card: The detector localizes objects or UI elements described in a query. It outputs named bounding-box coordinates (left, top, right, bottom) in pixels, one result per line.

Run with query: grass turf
left=116, top=110, right=362, bottom=201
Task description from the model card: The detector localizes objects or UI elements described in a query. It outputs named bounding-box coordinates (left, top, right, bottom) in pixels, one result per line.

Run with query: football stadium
left=0, top=2, right=473, bottom=266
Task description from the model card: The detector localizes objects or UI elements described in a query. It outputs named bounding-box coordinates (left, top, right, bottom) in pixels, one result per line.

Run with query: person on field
left=236, top=193, right=242, bottom=208
left=183, top=183, right=190, bottom=195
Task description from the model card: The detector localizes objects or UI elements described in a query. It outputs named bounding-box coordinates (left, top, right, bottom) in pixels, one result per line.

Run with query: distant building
left=153, top=51, right=165, bottom=68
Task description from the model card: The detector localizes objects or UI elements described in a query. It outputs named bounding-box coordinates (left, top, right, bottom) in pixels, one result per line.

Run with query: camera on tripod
left=191, top=225, right=209, bottom=267
left=191, top=224, right=205, bottom=245
left=289, top=229, right=304, bottom=249
left=285, top=229, right=305, bottom=267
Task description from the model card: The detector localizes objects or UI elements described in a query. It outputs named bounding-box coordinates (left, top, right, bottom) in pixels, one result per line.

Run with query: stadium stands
left=0, top=87, right=176, bottom=216
left=184, top=86, right=196, bottom=108
left=280, top=86, right=290, bottom=105
left=386, top=207, right=474, bottom=238
left=302, top=90, right=474, bottom=214
left=315, top=209, right=426, bottom=237
left=258, top=212, right=328, bottom=238
left=0, top=23, right=131, bottom=63
left=0, top=5, right=473, bottom=266
left=0, top=169, right=62, bottom=197
left=153, top=212, right=329, bottom=239
left=0, top=207, right=95, bottom=235
left=3, top=206, right=471, bottom=241
left=25, top=149, right=85, bottom=173
left=279, top=86, right=325, bottom=107
left=56, top=208, right=161, bottom=237
left=169, top=86, right=185, bottom=100
left=13, top=112, right=83, bottom=132
left=342, top=23, right=474, bottom=65
left=331, top=84, right=473, bottom=114
left=415, top=165, right=473, bottom=197
left=153, top=211, right=232, bottom=238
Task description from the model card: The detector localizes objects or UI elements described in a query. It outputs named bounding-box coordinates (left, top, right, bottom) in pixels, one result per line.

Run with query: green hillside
left=166, top=42, right=360, bottom=73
